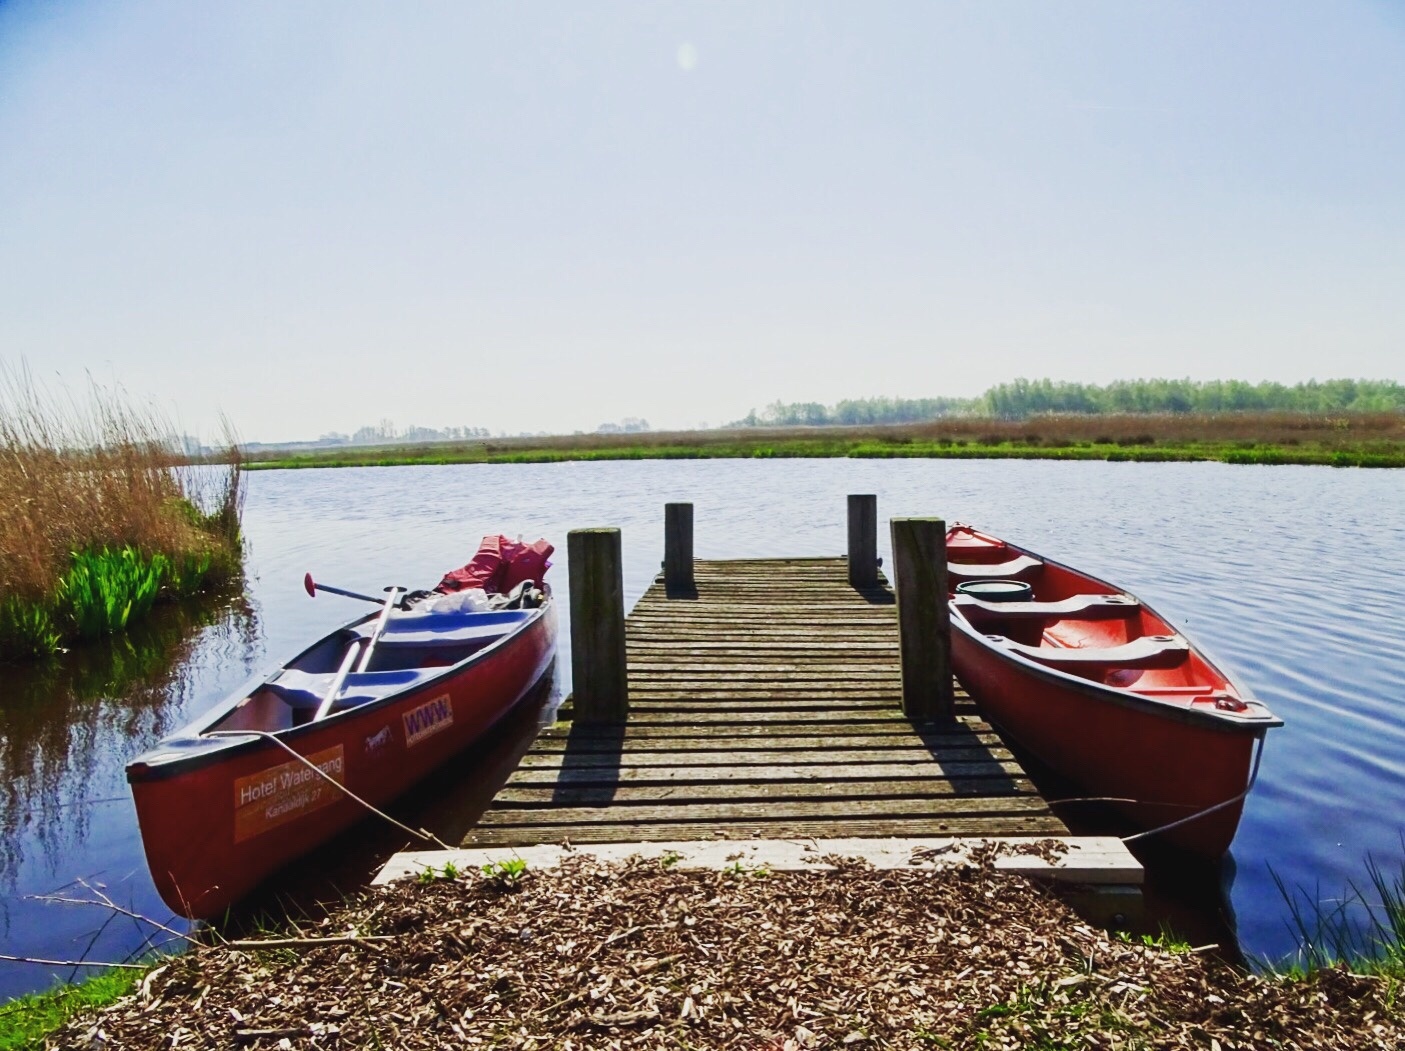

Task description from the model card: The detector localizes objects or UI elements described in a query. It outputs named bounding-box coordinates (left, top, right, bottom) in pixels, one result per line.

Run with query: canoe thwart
left=947, top=555, right=1043, bottom=581
left=953, top=593, right=1139, bottom=620
left=993, top=634, right=1189, bottom=669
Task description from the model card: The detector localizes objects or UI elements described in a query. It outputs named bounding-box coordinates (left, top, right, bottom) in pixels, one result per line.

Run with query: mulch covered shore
left=55, top=856, right=1400, bottom=1050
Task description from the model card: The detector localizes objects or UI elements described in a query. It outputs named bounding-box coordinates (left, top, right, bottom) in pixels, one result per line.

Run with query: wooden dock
left=462, top=556, right=1070, bottom=847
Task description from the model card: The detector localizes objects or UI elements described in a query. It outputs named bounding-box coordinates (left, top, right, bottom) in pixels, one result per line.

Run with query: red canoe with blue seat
left=127, top=538, right=558, bottom=918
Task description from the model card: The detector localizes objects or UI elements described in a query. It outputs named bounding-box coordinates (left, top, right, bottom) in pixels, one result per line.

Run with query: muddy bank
left=53, top=857, right=1398, bottom=1049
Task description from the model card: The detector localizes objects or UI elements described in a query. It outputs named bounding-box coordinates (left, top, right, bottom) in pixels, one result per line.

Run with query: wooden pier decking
left=462, top=557, right=1069, bottom=847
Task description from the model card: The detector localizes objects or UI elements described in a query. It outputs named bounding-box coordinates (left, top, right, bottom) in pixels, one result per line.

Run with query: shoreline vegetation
left=0, top=369, right=245, bottom=662
left=15, top=857, right=1404, bottom=1049
left=244, top=410, right=1405, bottom=471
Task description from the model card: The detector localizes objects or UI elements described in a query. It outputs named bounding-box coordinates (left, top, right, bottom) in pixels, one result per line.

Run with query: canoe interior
left=948, top=526, right=1249, bottom=710
left=210, top=608, right=538, bottom=735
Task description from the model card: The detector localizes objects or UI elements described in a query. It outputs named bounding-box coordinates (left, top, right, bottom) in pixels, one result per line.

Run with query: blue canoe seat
left=947, top=555, right=1043, bottom=581
left=953, top=593, right=1139, bottom=619
left=994, top=634, right=1189, bottom=669
left=268, top=668, right=441, bottom=711
left=356, top=609, right=534, bottom=648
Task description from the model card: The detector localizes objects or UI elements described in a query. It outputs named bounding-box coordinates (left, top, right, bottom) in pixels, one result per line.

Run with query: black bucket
left=955, top=579, right=1034, bottom=603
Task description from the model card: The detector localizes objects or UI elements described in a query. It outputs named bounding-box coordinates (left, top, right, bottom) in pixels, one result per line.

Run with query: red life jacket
left=435, top=535, right=554, bottom=594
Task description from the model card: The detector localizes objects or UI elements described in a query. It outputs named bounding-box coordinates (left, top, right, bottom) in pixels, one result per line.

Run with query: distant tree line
left=596, top=417, right=652, bottom=434
left=733, top=397, right=978, bottom=428
left=981, top=378, right=1405, bottom=419
left=731, top=379, right=1405, bottom=427
left=317, top=421, right=494, bottom=445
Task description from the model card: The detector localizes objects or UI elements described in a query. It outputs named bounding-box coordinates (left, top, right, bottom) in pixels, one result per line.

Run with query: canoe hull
left=944, top=525, right=1277, bottom=859
left=952, top=621, right=1256, bottom=857
left=130, top=602, right=556, bottom=918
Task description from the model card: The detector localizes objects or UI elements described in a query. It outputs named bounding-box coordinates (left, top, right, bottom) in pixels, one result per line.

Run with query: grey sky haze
left=2, top=1, right=1402, bottom=442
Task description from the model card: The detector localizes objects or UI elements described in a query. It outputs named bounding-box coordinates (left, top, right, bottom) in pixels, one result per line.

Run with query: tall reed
left=0, top=365, right=244, bottom=659
left=1272, top=847, right=1405, bottom=977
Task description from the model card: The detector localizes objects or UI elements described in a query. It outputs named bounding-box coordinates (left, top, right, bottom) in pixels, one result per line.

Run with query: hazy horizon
left=3, top=2, right=1402, bottom=443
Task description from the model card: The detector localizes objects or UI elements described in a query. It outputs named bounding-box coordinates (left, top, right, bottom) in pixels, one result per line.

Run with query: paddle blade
left=304, top=572, right=317, bottom=598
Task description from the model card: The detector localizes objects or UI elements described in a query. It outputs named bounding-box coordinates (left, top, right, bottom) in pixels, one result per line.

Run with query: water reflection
left=0, top=596, right=259, bottom=999
left=0, top=597, right=257, bottom=890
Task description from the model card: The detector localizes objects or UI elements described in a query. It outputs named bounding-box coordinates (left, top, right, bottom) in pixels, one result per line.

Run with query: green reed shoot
left=1272, top=848, right=1405, bottom=977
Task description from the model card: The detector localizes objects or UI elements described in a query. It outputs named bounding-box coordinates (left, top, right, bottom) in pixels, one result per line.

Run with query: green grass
left=481, top=858, right=529, bottom=887
left=0, top=969, right=141, bottom=1051
left=0, top=595, right=60, bottom=660
left=0, top=537, right=239, bottom=661
left=58, top=547, right=168, bottom=641
left=1271, top=851, right=1405, bottom=978
left=246, top=436, right=1405, bottom=472
left=1115, top=928, right=1194, bottom=954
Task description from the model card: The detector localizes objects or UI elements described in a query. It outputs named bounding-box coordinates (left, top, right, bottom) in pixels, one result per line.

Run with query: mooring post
left=568, top=527, right=629, bottom=722
left=889, top=517, right=953, bottom=722
left=663, top=502, right=695, bottom=593
left=847, top=494, right=878, bottom=589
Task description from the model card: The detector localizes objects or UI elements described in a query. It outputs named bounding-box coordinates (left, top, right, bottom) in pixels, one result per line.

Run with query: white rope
left=205, top=730, right=454, bottom=850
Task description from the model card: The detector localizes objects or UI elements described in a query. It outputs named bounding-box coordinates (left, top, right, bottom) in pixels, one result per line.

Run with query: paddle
left=304, top=573, right=385, bottom=606
left=313, top=586, right=405, bottom=721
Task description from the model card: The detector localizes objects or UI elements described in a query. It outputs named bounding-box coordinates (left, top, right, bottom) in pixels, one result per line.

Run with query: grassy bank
left=246, top=411, right=1405, bottom=470
left=0, top=970, right=140, bottom=1051
left=29, top=857, right=1404, bottom=1049
left=0, top=369, right=244, bottom=661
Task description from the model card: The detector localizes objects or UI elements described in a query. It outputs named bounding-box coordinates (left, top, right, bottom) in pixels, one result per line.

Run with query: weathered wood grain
left=464, top=814, right=1069, bottom=845
left=461, top=556, right=1065, bottom=849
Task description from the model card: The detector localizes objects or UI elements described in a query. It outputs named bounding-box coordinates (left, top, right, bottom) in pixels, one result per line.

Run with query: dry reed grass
left=0, top=364, right=243, bottom=610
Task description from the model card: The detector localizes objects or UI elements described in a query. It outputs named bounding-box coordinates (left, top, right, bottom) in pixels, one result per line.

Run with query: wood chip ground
left=53, top=857, right=1400, bottom=1049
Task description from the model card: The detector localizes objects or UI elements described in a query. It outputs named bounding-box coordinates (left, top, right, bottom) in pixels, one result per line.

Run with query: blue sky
left=1, top=2, right=1401, bottom=442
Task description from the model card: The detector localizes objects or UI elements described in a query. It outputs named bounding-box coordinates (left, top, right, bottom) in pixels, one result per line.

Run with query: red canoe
left=945, top=525, right=1280, bottom=858
left=127, top=586, right=556, bottom=918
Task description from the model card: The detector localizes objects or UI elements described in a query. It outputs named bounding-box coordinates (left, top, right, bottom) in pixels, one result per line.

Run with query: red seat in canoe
left=991, top=634, right=1189, bottom=669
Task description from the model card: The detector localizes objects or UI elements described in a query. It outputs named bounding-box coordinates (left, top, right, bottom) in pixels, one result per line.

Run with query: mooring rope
left=205, top=729, right=454, bottom=851
left=1119, top=733, right=1267, bottom=846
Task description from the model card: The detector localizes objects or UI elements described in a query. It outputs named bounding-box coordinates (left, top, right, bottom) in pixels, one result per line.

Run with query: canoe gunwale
left=126, top=597, right=553, bottom=783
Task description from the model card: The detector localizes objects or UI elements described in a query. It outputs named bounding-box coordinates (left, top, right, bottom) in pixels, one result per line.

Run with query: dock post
left=663, top=502, right=695, bottom=594
left=568, top=528, right=629, bottom=722
left=889, top=517, right=953, bottom=722
left=847, top=494, right=878, bottom=589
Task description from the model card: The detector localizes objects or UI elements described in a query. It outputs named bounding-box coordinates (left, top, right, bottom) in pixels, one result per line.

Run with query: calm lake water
left=3, top=458, right=1404, bottom=1000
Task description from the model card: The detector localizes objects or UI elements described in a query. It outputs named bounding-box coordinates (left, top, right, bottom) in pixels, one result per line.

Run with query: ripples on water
left=1, top=458, right=1402, bottom=997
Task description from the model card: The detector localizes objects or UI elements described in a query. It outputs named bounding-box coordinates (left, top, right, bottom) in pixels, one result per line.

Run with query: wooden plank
left=530, top=735, right=1000, bottom=755
left=626, top=640, right=898, bottom=651
left=618, top=689, right=917, bottom=700
left=465, top=814, right=1069, bottom=845
left=536, top=720, right=991, bottom=740
left=621, top=682, right=972, bottom=694
left=477, top=794, right=1055, bottom=826
left=625, top=612, right=896, bottom=622
left=623, top=663, right=904, bottom=674
left=504, top=760, right=1028, bottom=784
left=516, top=746, right=1018, bottom=768
left=494, top=778, right=1038, bottom=805
left=629, top=601, right=895, bottom=613
left=578, top=710, right=921, bottom=726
